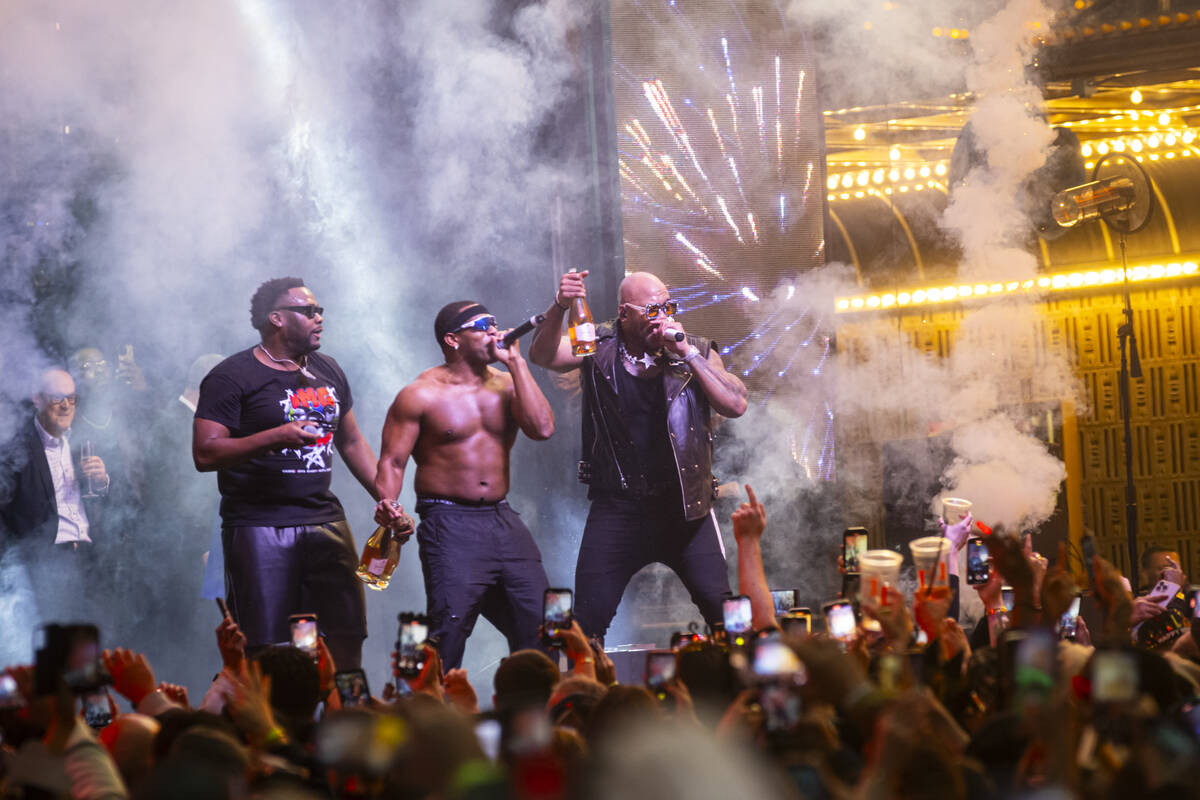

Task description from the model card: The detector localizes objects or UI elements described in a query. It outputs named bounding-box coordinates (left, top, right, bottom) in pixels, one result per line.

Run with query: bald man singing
left=530, top=271, right=748, bottom=639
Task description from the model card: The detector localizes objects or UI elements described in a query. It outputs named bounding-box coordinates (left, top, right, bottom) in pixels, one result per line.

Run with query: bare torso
left=409, top=364, right=516, bottom=502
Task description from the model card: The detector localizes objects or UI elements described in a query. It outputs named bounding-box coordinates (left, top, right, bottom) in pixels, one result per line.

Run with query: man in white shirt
left=1, top=369, right=111, bottom=623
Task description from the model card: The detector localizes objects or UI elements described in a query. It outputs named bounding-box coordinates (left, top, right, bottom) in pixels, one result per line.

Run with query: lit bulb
left=1184, top=130, right=1196, bottom=144
left=1131, top=89, right=1143, bottom=104
left=889, top=146, right=901, bottom=161
left=873, top=168, right=885, bottom=184
left=919, top=165, right=931, bottom=178
left=857, top=170, right=870, bottom=186
left=827, top=175, right=839, bottom=190
left=934, top=162, right=947, bottom=176
left=1165, top=133, right=1177, bottom=146
left=853, top=126, right=866, bottom=141
left=1081, top=143, right=1092, bottom=157
left=1112, top=138, right=1125, bottom=152
left=1147, top=134, right=1160, bottom=148
left=888, top=169, right=900, bottom=182
left=1097, top=141, right=1109, bottom=155
left=1158, top=113, right=1170, bottom=126
left=1130, top=139, right=1143, bottom=152
left=841, top=173, right=854, bottom=188
left=904, top=167, right=915, bottom=180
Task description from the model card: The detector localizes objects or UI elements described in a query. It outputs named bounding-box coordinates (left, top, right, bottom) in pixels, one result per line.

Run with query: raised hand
left=216, top=615, right=247, bottom=671
left=442, top=668, right=479, bottom=715
left=556, top=269, right=589, bottom=307
left=731, top=484, right=767, bottom=543
left=103, top=648, right=157, bottom=706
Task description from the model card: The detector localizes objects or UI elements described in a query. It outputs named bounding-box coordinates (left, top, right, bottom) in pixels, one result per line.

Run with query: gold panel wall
left=835, top=283, right=1200, bottom=581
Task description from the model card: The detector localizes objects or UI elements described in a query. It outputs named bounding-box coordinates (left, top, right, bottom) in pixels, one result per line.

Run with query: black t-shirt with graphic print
left=195, top=347, right=353, bottom=527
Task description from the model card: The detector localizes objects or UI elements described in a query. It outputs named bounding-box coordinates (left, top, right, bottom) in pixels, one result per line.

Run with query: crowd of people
left=3, top=272, right=1199, bottom=798
left=2, top=488, right=1199, bottom=798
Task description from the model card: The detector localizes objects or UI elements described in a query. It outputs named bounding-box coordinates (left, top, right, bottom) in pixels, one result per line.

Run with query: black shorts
left=222, top=520, right=366, bottom=649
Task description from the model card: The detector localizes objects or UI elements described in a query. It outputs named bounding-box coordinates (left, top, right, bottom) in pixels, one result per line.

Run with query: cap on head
left=434, top=300, right=490, bottom=344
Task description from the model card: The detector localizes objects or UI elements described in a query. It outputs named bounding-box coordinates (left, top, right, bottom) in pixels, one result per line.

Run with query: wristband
left=986, top=606, right=1008, bottom=616
left=683, top=347, right=702, bottom=362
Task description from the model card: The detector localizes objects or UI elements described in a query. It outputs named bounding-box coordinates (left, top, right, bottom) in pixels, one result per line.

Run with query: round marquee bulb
left=1130, top=139, right=1143, bottom=152
left=1147, top=134, right=1160, bottom=148
left=857, top=170, right=870, bottom=186
left=889, top=146, right=901, bottom=161
left=904, top=167, right=915, bottom=180
left=1131, top=89, right=1143, bottom=104
left=827, top=175, right=839, bottom=190
left=1112, top=138, right=1125, bottom=152
left=919, top=165, right=931, bottom=178
left=1184, top=131, right=1196, bottom=144
left=1158, top=113, right=1170, bottom=126
left=1097, top=141, right=1110, bottom=155
left=1081, top=143, right=1092, bottom=157
left=853, top=126, right=866, bottom=141
left=841, top=173, right=854, bottom=188
left=934, top=162, right=947, bottom=176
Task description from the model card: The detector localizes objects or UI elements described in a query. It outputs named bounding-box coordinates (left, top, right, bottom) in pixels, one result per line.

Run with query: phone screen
left=290, top=615, right=318, bottom=656
left=1187, top=586, right=1200, bottom=619
left=770, top=589, right=797, bottom=615
left=824, top=601, right=856, bottom=642
left=1013, top=629, right=1056, bottom=706
left=780, top=609, right=812, bottom=635
left=0, top=674, right=24, bottom=709
left=1058, top=596, right=1082, bottom=638
left=644, top=650, right=677, bottom=691
left=752, top=639, right=801, bottom=677
left=543, top=589, right=573, bottom=628
left=761, top=683, right=803, bottom=732
left=83, top=692, right=112, bottom=729
left=59, top=626, right=107, bottom=693
left=966, top=537, right=990, bottom=585
left=397, top=616, right=429, bottom=677
left=334, top=670, right=371, bottom=707
left=1093, top=651, right=1138, bottom=703
left=1001, top=586, right=1014, bottom=611
left=723, top=596, right=753, bottom=635
left=843, top=528, right=868, bottom=573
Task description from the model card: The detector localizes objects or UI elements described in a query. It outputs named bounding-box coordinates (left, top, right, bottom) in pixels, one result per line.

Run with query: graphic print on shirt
left=278, top=386, right=338, bottom=473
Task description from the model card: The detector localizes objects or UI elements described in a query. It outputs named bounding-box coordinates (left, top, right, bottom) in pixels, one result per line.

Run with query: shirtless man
left=374, top=300, right=556, bottom=669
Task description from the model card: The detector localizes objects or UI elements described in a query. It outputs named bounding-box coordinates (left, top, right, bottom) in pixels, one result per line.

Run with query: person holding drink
left=528, top=270, right=748, bottom=640
left=373, top=300, right=555, bottom=670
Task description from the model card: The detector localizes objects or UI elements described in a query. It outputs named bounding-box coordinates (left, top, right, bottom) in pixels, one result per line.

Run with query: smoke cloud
left=0, top=0, right=594, bottom=694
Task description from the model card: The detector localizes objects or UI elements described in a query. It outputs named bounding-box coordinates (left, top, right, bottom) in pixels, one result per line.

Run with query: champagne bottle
left=356, top=513, right=413, bottom=591
left=566, top=269, right=597, bottom=356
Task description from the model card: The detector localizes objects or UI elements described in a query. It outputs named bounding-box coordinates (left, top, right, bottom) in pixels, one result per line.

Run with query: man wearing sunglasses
left=2, top=368, right=113, bottom=623
left=530, top=270, right=748, bottom=640
left=193, top=277, right=380, bottom=670
left=374, top=300, right=555, bottom=669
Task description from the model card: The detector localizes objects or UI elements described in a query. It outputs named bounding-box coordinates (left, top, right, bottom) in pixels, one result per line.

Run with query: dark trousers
left=415, top=498, right=549, bottom=670
left=574, top=493, right=731, bottom=639
left=223, top=520, right=366, bottom=669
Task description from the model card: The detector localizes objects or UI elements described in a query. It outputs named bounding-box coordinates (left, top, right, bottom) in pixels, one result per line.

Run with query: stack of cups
left=859, top=550, right=903, bottom=604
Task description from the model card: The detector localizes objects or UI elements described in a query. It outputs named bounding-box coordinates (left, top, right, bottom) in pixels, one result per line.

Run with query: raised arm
left=192, top=417, right=319, bottom=472
left=492, top=339, right=554, bottom=440
left=731, top=484, right=777, bottom=631
left=529, top=270, right=588, bottom=373
left=334, top=408, right=379, bottom=500
left=372, top=385, right=424, bottom=526
left=682, top=345, right=748, bottom=419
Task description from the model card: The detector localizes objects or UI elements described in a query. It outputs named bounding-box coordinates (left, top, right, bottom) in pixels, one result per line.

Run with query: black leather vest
left=578, top=321, right=717, bottom=521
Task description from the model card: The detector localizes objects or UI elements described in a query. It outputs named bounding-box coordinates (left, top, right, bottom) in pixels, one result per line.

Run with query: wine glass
left=80, top=440, right=100, bottom=498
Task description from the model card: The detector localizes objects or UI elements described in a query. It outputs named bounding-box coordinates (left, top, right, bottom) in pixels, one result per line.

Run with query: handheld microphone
left=663, top=328, right=686, bottom=342
left=501, top=314, right=546, bottom=348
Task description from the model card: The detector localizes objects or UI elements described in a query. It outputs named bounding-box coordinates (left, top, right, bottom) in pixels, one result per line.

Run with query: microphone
left=501, top=314, right=546, bottom=348
left=1052, top=176, right=1136, bottom=228
left=663, top=327, right=686, bottom=342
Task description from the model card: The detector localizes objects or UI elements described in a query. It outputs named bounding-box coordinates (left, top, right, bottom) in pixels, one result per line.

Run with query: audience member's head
left=185, top=353, right=224, bottom=394
left=98, top=713, right=160, bottom=791
left=33, top=368, right=76, bottom=437
left=493, top=649, right=561, bottom=712
left=547, top=676, right=607, bottom=731
left=581, top=684, right=660, bottom=746
left=253, top=645, right=322, bottom=737
left=1141, top=545, right=1185, bottom=588
left=69, top=346, right=112, bottom=393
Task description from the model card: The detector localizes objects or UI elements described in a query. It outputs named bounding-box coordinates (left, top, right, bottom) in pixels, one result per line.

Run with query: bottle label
left=573, top=322, right=596, bottom=342
left=368, top=557, right=388, bottom=576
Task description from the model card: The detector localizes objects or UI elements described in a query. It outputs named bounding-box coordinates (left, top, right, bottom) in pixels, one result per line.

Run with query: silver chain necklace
left=257, top=344, right=315, bottom=380
left=618, top=339, right=660, bottom=371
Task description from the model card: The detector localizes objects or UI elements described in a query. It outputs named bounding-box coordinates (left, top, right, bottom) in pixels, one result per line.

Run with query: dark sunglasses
left=454, top=315, right=498, bottom=333
left=276, top=305, right=324, bottom=319
left=41, top=393, right=77, bottom=407
left=625, top=300, right=678, bottom=320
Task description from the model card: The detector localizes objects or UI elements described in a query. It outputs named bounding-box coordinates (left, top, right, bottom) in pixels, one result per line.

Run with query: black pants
left=415, top=498, right=549, bottom=670
left=574, top=493, right=730, bottom=639
left=222, top=520, right=366, bottom=669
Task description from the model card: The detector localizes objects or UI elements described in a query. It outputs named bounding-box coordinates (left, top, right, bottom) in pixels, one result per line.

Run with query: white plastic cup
left=909, top=536, right=950, bottom=589
left=859, top=550, right=903, bottom=603
left=942, top=497, right=972, bottom=524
